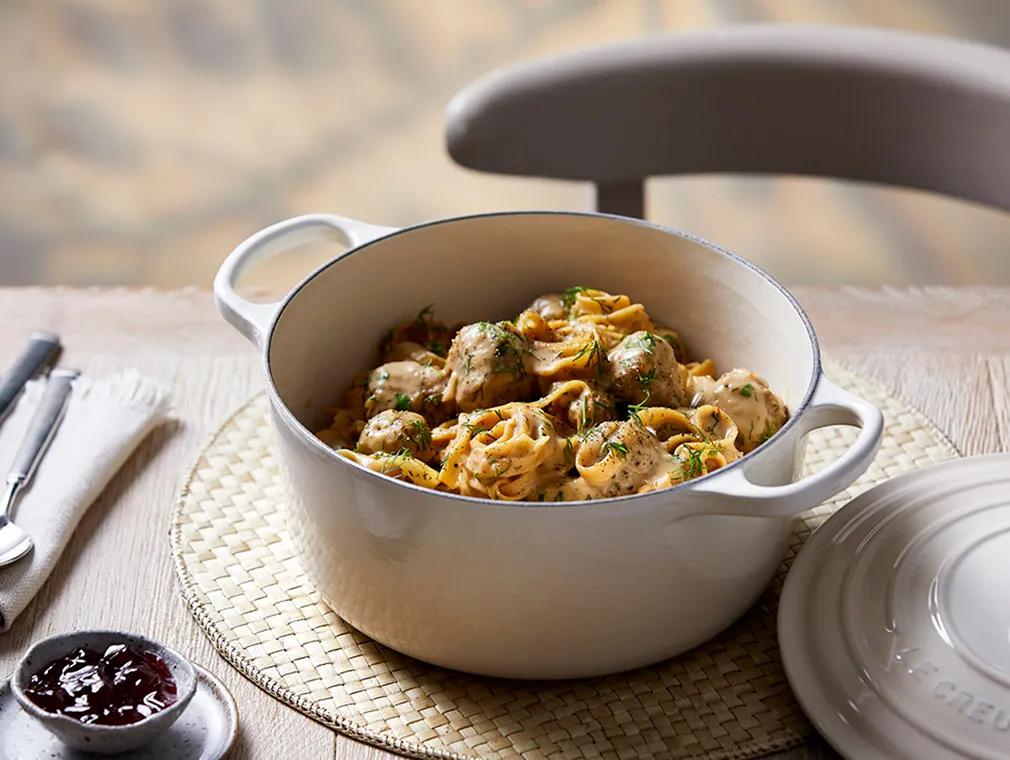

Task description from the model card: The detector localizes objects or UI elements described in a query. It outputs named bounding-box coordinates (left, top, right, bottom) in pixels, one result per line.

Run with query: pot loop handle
left=691, top=375, right=884, bottom=517
left=214, top=213, right=396, bottom=348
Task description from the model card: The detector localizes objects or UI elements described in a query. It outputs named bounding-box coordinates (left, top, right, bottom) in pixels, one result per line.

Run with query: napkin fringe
left=72, top=369, right=171, bottom=416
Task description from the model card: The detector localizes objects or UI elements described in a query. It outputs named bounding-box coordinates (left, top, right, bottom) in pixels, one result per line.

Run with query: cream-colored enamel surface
left=780, top=454, right=1010, bottom=760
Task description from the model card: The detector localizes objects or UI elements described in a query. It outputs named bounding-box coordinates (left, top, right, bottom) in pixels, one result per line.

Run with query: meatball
left=364, top=361, right=448, bottom=420
left=528, top=293, right=567, bottom=322
left=691, top=369, right=787, bottom=453
left=381, top=340, right=446, bottom=367
left=356, top=410, right=434, bottom=461
left=379, top=305, right=454, bottom=359
left=606, top=331, right=686, bottom=407
left=443, top=321, right=533, bottom=412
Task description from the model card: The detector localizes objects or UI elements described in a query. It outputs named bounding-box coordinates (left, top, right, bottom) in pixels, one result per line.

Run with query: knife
left=0, top=333, right=62, bottom=422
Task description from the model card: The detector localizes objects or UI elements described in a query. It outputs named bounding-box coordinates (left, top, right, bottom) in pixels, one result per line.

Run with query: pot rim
left=262, top=209, right=822, bottom=509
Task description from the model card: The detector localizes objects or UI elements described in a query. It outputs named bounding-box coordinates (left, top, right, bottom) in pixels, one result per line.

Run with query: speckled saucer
left=0, top=665, right=237, bottom=760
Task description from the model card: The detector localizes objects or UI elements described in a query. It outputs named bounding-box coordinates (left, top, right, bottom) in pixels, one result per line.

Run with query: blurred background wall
left=1, top=0, right=1008, bottom=289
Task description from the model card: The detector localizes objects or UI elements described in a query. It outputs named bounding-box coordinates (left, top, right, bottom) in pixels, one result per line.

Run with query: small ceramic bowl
left=10, top=630, right=197, bottom=755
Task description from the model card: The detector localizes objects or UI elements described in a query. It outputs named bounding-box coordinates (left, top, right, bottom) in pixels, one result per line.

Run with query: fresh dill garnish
left=410, top=419, right=431, bottom=448
left=562, top=286, right=589, bottom=309
left=627, top=399, right=646, bottom=426
left=415, top=304, right=434, bottom=325
left=427, top=339, right=446, bottom=357
left=564, top=437, right=575, bottom=460
left=638, top=368, right=656, bottom=390
left=683, top=446, right=705, bottom=478
left=633, top=332, right=657, bottom=354
left=424, top=393, right=442, bottom=407
left=462, top=416, right=491, bottom=435
left=570, top=339, right=603, bottom=366
left=740, top=383, right=754, bottom=398
left=658, top=330, right=681, bottom=355
left=394, top=393, right=412, bottom=411
left=603, top=440, right=629, bottom=458
left=758, top=419, right=779, bottom=444
left=478, top=321, right=529, bottom=377
left=376, top=447, right=412, bottom=474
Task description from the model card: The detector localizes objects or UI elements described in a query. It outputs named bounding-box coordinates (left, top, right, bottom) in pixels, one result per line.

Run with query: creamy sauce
left=318, top=288, right=788, bottom=501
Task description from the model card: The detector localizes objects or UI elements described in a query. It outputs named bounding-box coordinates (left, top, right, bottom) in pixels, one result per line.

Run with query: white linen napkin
left=0, top=370, right=169, bottom=630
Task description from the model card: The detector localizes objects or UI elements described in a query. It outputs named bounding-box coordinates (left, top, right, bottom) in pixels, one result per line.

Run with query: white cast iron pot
left=214, top=211, right=883, bottom=679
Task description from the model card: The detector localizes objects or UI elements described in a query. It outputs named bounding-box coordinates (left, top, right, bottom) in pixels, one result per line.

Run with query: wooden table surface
left=0, top=286, right=1007, bottom=760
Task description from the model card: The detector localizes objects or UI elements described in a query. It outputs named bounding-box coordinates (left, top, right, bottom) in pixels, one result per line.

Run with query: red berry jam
left=23, top=643, right=177, bottom=725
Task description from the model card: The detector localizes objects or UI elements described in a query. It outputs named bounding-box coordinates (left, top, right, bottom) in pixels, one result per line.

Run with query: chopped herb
left=564, top=437, right=575, bottom=460
left=477, top=321, right=529, bottom=377
left=632, top=332, right=657, bottom=354
left=758, top=419, right=779, bottom=444
left=394, top=393, right=412, bottom=411
left=638, top=368, right=656, bottom=390
left=603, top=440, right=629, bottom=458
left=376, top=448, right=412, bottom=474
left=463, top=418, right=491, bottom=434
left=683, top=446, right=705, bottom=478
left=571, top=339, right=603, bottom=366
left=537, top=492, right=545, bottom=502
left=740, top=383, right=754, bottom=398
left=562, top=286, right=589, bottom=309
left=415, top=304, right=435, bottom=324
left=427, top=340, right=446, bottom=357
left=424, top=393, right=442, bottom=407
left=410, top=419, right=431, bottom=448
left=627, top=401, right=646, bottom=426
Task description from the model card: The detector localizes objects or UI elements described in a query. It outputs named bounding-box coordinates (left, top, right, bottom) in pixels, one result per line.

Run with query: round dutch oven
left=213, top=211, right=883, bottom=679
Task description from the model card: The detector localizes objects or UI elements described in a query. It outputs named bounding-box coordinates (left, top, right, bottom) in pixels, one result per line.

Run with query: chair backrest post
left=596, top=180, right=644, bottom=218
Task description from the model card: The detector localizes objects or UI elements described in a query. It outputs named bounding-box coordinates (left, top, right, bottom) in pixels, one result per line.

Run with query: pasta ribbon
left=537, top=379, right=613, bottom=432
left=440, top=403, right=568, bottom=500
left=529, top=323, right=607, bottom=379
left=633, top=407, right=699, bottom=452
left=337, top=449, right=441, bottom=489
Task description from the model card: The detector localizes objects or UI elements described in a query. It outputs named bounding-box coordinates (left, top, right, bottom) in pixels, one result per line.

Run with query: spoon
left=0, top=369, right=78, bottom=567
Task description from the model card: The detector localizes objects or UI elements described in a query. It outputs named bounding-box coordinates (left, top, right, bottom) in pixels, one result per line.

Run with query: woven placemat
left=170, top=361, right=959, bottom=760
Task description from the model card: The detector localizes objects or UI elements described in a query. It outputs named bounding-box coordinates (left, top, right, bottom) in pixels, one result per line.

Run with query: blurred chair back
left=446, top=25, right=1010, bottom=217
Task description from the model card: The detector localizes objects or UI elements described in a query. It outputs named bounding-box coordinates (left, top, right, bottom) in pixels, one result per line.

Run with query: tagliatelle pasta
left=314, top=287, right=789, bottom=502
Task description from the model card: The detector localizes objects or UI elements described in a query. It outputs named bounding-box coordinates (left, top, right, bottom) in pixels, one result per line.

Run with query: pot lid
left=779, top=453, right=1010, bottom=760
